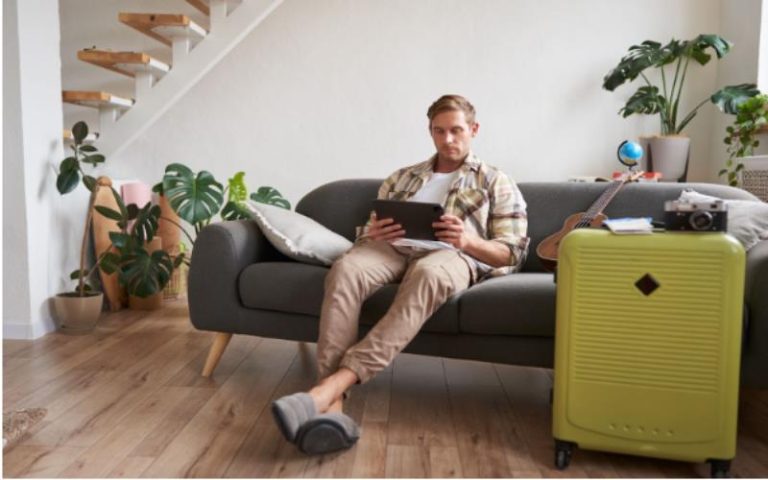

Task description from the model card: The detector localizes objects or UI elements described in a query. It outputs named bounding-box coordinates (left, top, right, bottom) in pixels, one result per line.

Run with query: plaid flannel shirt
left=358, top=153, right=529, bottom=280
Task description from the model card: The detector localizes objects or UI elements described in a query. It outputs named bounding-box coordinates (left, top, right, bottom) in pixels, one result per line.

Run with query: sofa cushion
left=239, top=262, right=459, bottom=333
left=459, top=273, right=556, bottom=336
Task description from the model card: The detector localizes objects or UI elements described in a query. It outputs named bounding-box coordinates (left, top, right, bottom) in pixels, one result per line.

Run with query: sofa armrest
left=188, top=220, right=277, bottom=332
left=742, top=238, right=768, bottom=387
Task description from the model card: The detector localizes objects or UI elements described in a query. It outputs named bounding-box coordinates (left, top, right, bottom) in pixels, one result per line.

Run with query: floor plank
left=3, top=300, right=767, bottom=478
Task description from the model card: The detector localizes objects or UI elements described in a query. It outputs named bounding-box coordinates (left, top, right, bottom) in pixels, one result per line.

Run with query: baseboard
left=3, top=317, right=56, bottom=339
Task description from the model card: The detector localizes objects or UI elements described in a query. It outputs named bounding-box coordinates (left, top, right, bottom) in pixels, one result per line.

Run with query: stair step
left=62, top=91, right=134, bottom=109
left=77, top=49, right=171, bottom=78
left=118, top=13, right=207, bottom=47
left=185, top=0, right=241, bottom=16
left=63, top=129, right=99, bottom=143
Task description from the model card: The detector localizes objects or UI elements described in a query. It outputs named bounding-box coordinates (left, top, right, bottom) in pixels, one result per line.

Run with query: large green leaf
left=227, top=172, right=248, bottom=202
left=161, top=163, right=224, bottom=225
left=56, top=157, right=80, bottom=194
left=685, top=34, right=732, bottom=65
left=250, top=187, right=291, bottom=210
left=711, top=83, right=760, bottom=114
left=603, top=41, right=667, bottom=91
left=221, top=200, right=253, bottom=220
left=119, top=248, right=174, bottom=297
left=72, top=121, right=88, bottom=145
left=130, top=202, right=161, bottom=243
left=619, top=85, right=667, bottom=117
left=95, top=205, right=122, bottom=221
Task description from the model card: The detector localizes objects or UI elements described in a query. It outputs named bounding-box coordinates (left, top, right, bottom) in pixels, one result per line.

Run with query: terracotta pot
left=648, top=135, right=691, bottom=182
left=53, top=292, right=104, bottom=334
left=128, top=293, right=163, bottom=310
left=157, top=194, right=181, bottom=257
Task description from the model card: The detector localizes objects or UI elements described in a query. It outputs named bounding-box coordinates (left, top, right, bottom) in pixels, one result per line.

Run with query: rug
left=3, top=408, right=47, bottom=450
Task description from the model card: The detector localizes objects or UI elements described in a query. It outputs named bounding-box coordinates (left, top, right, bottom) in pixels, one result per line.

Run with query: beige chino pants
left=316, top=240, right=474, bottom=384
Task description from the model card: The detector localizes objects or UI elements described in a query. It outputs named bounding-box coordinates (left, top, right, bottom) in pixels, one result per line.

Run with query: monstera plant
left=95, top=188, right=184, bottom=298
left=154, top=163, right=290, bottom=255
left=603, top=34, right=758, bottom=181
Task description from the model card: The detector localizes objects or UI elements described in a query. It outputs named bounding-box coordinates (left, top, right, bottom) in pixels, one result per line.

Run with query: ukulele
left=536, top=171, right=644, bottom=272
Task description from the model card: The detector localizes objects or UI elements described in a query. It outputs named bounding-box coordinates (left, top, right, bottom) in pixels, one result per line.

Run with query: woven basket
left=741, top=156, right=768, bottom=202
left=163, top=262, right=188, bottom=300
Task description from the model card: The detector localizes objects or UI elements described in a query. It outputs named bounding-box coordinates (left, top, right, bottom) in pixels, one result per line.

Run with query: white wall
left=708, top=0, right=764, bottom=178
left=58, top=0, right=741, bottom=208
left=3, top=0, right=33, bottom=335
left=3, top=0, right=68, bottom=338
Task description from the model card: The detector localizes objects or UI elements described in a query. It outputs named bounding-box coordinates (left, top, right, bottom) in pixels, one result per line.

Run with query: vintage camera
left=664, top=199, right=728, bottom=232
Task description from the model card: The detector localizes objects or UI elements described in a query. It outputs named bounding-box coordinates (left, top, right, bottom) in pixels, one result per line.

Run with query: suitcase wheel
left=554, top=440, right=574, bottom=470
left=709, top=460, right=731, bottom=478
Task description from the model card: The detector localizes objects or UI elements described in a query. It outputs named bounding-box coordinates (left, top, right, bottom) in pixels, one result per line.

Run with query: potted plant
left=153, top=163, right=290, bottom=256
left=53, top=121, right=108, bottom=333
left=721, top=94, right=768, bottom=187
left=95, top=188, right=184, bottom=310
left=603, top=34, right=758, bottom=181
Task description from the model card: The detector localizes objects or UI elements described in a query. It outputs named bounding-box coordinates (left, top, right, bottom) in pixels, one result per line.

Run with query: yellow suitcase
left=552, top=229, right=745, bottom=477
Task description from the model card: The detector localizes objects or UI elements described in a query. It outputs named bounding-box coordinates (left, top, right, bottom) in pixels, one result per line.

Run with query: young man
left=272, top=95, right=529, bottom=454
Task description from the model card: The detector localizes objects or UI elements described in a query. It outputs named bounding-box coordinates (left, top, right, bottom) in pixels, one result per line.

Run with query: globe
left=617, top=140, right=643, bottom=169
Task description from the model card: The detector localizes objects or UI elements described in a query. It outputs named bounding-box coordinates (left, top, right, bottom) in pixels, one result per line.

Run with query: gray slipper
left=295, top=412, right=361, bottom=455
left=271, top=392, right=317, bottom=442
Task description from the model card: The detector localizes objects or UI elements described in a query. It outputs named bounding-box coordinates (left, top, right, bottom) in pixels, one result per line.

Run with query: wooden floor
left=3, top=300, right=768, bottom=478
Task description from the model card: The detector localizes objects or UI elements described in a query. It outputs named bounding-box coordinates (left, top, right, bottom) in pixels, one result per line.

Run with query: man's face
left=429, top=110, right=478, bottom=165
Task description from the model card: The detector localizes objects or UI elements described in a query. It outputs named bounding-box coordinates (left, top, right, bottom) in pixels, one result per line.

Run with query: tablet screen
left=371, top=199, right=444, bottom=240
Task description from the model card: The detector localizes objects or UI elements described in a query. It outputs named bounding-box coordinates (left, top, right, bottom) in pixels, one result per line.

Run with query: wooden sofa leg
left=202, top=332, right=233, bottom=377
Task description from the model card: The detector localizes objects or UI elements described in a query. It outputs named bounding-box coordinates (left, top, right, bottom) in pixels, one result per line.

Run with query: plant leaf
left=619, top=85, right=667, bottom=117
left=70, top=269, right=87, bottom=280
left=108, top=231, right=130, bottom=249
left=95, top=205, right=123, bottom=221
left=118, top=248, right=173, bottom=297
left=80, top=145, right=98, bottom=153
left=162, top=163, right=224, bottom=226
left=82, top=175, right=97, bottom=192
left=57, top=168, right=80, bottom=194
left=82, top=154, right=105, bottom=167
left=227, top=172, right=248, bottom=203
left=603, top=40, right=665, bottom=91
left=685, top=34, right=732, bottom=65
left=221, top=200, right=253, bottom=220
left=72, top=121, right=88, bottom=144
left=250, top=186, right=291, bottom=210
left=131, top=202, right=160, bottom=243
left=711, top=83, right=760, bottom=114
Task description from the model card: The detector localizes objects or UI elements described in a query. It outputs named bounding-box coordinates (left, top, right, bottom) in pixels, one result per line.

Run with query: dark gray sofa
left=189, top=180, right=768, bottom=387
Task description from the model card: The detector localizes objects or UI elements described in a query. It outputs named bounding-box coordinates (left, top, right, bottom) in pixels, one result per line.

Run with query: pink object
left=121, top=182, right=153, bottom=208
left=121, top=182, right=153, bottom=233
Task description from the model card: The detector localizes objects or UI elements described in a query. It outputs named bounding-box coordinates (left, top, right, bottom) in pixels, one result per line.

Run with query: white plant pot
left=53, top=292, right=104, bottom=334
left=648, top=136, right=691, bottom=182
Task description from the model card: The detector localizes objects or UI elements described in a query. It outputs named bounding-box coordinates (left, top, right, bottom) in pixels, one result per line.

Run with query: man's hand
left=433, top=214, right=476, bottom=251
left=367, top=212, right=405, bottom=242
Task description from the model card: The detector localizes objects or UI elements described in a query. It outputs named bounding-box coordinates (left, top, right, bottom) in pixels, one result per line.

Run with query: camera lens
left=689, top=210, right=713, bottom=231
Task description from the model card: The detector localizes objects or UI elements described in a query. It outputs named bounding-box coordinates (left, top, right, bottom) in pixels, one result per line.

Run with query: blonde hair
left=427, top=95, right=476, bottom=126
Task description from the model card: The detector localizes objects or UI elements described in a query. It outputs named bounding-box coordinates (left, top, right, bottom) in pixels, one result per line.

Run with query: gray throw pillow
left=245, top=201, right=353, bottom=266
left=679, top=190, right=768, bottom=250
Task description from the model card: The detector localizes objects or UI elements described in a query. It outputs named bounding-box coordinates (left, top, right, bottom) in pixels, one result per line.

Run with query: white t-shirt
left=392, top=171, right=459, bottom=251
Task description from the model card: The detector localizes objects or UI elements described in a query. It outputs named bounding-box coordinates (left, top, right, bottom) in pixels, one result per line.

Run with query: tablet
left=371, top=199, right=444, bottom=240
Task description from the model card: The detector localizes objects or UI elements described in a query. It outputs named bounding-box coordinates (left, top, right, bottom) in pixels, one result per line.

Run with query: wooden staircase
left=63, top=0, right=282, bottom=156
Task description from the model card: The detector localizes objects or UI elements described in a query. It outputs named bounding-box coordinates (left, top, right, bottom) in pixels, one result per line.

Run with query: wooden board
left=91, top=177, right=125, bottom=311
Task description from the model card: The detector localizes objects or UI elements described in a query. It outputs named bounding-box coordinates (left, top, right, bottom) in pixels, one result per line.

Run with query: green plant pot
left=53, top=292, right=104, bottom=334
